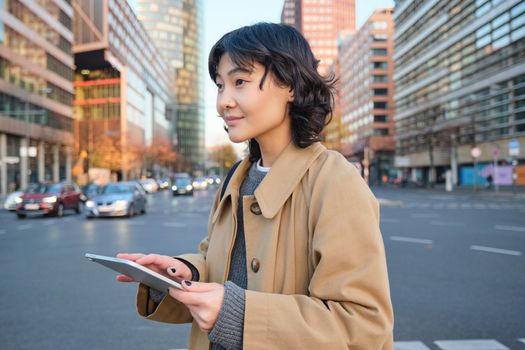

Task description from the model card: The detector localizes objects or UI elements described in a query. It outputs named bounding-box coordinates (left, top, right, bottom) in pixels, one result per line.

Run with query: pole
left=473, top=157, right=477, bottom=192
left=493, top=156, right=499, bottom=192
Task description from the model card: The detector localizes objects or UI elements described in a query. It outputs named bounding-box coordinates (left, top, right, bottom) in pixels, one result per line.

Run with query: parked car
left=85, top=181, right=147, bottom=218
left=139, top=178, right=158, bottom=193
left=172, top=177, right=194, bottom=196
left=16, top=182, right=83, bottom=218
left=81, top=183, right=103, bottom=201
left=3, top=190, right=24, bottom=211
left=192, top=176, right=208, bottom=190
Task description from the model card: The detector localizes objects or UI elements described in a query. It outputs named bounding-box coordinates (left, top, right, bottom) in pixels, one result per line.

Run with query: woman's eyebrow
left=217, top=67, right=252, bottom=79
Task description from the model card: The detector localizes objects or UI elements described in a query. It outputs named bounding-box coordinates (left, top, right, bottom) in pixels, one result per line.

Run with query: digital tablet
left=85, top=253, right=182, bottom=292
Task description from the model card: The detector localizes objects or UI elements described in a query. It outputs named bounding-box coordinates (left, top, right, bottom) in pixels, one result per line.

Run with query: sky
left=203, top=0, right=395, bottom=149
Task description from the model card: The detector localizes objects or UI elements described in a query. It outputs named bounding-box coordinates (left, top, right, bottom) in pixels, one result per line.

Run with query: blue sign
left=508, top=139, right=519, bottom=150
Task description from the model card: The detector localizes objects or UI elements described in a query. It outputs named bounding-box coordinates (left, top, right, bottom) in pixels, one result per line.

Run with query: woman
left=118, top=22, right=393, bottom=349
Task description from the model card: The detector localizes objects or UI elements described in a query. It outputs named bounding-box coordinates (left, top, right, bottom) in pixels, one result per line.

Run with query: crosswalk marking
left=430, top=220, right=463, bottom=227
left=394, top=341, right=431, bottom=349
left=434, top=339, right=509, bottom=350
left=519, top=338, right=525, bottom=344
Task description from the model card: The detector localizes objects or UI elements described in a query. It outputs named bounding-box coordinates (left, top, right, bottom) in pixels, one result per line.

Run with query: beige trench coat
left=136, top=142, right=394, bottom=349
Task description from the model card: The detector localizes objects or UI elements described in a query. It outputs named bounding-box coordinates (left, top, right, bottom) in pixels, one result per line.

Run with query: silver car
left=85, top=182, right=147, bottom=218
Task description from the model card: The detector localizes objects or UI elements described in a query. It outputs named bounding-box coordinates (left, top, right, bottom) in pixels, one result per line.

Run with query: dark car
left=16, top=182, right=83, bottom=218
left=85, top=181, right=147, bottom=218
left=171, top=177, right=194, bottom=196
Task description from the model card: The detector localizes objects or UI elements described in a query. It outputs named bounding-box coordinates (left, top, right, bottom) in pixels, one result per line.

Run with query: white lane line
left=394, top=341, right=431, bottom=349
left=391, top=236, right=433, bottom=245
left=17, top=224, right=32, bottom=231
left=430, top=221, right=463, bottom=227
left=495, top=225, right=525, bottom=233
left=411, top=213, right=440, bottom=219
left=43, top=220, right=56, bottom=225
left=381, top=218, right=400, bottom=223
left=163, top=222, right=186, bottom=227
left=434, top=339, right=509, bottom=350
left=470, top=245, right=522, bottom=256
left=518, top=338, right=525, bottom=345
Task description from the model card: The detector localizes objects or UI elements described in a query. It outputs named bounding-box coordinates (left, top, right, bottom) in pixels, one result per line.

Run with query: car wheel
left=127, top=204, right=134, bottom=217
left=17, top=213, right=26, bottom=219
left=56, top=203, right=64, bottom=217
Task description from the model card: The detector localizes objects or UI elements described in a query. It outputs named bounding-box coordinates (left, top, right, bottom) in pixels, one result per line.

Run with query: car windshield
left=26, top=183, right=61, bottom=194
left=175, top=178, right=191, bottom=186
left=103, top=184, right=133, bottom=194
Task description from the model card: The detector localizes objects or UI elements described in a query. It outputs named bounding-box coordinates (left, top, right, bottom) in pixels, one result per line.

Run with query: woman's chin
left=228, top=132, right=249, bottom=143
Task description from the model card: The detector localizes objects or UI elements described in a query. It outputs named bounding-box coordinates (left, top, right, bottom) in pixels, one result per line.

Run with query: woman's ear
left=288, top=89, right=294, bottom=102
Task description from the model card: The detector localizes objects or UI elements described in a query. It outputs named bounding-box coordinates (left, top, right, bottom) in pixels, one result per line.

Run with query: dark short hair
left=209, top=22, right=335, bottom=161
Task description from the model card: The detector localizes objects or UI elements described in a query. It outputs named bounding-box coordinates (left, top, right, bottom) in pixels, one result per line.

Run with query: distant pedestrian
left=486, top=174, right=493, bottom=189
left=117, top=23, right=393, bottom=350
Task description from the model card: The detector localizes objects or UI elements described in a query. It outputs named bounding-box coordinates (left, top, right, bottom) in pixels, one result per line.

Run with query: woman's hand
left=169, top=281, right=225, bottom=333
left=115, top=253, right=192, bottom=283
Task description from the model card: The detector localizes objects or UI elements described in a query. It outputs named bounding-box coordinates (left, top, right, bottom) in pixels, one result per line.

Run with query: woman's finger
left=116, top=274, right=135, bottom=282
left=116, top=253, right=144, bottom=261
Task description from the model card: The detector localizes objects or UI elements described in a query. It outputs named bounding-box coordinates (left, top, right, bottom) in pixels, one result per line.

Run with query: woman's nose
left=217, top=89, right=236, bottom=111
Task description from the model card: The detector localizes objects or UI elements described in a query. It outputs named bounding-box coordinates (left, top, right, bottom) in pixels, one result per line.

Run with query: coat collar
left=215, top=142, right=326, bottom=221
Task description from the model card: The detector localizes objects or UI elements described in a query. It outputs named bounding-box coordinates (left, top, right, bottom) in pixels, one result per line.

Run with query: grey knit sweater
left=150, top=161, right=267, bottom=350
left=209, top=161, right=267, bottom=350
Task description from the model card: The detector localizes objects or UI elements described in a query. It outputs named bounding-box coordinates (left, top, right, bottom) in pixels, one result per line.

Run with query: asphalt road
left=0, top=186, right=524, bottom=350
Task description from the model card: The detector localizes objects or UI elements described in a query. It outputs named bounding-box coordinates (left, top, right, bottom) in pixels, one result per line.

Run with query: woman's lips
left=224, top=116, right=243, bottom=127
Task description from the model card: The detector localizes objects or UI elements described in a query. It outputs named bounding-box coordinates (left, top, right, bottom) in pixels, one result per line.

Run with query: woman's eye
left=216, top=83, right=223, bottom=90
left=235, top=79, right=246, bottom=86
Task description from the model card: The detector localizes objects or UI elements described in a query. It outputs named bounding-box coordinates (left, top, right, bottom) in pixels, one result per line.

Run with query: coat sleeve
left=243, top=157, right=394, bottom=349
left=134, top=186, right=224, bottom=323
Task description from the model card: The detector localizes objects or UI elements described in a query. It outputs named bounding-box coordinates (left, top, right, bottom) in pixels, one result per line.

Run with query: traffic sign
left=471, top=147, right=481, bottom=158
left=508, top=139, right=520, bottom=156
left=491, top=147, right=500, bottom=158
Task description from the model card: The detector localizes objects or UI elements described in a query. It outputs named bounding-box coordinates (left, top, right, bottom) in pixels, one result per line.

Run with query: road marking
left=17, top=224, right=32, bottom=231
left=519, top=338, right=525, bottom=345
left=461, top=203, right=472, bottom=209
left=411, top=213, right=440, bottom=219
left=163, top=222, right=186, bottom=227
left=381, top=218, right=400, bottom=223
left=470, top=245, right=522, bottom=256
left=430, top=221, right=463, bottom=227
left=390, top=236, right=433, bottom=245
left=495, top=225, right=525, bottom=233
left=378, top=198, right=403, bottom=207
left=474, top=204, right=486, bottom=209
left=43, top=220, right=56, bottom=225
left=394, top=341, right=431, bottom=350
left=434, top=339, right=509, bottom=350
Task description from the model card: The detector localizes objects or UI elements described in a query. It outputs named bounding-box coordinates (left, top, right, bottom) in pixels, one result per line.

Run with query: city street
left=1, top=187, right=524, bottom=350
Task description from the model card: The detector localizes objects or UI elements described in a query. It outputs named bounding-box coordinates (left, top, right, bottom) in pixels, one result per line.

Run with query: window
left=371, top=48, right=387, bottom=56
left=373, top=88, right=388, bottom=96
left=374, top=101, right=388, bottom=109
left=373, top=75, right=388, bottom=82
left=374, top=128, right=389, bottom=136
left=374, top=115, right=388, bottom=122
left=371, top=61, right=388, bottom=69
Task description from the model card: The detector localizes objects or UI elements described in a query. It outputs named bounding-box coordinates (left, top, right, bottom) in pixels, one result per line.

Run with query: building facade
left=134, top=0, right=205, bottom=172
left=339, top=8, right=396, bottom=183
left=281, top=0, right=356, bottom=75
left=0, top=0, right=75, bottom=196
left=394, top=0, right=525, bottom=186
left=73, top=0, right=175, bottom=181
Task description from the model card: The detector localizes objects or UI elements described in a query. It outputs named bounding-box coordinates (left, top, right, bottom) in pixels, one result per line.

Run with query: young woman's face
left=215, top=53, right=294, bottom=144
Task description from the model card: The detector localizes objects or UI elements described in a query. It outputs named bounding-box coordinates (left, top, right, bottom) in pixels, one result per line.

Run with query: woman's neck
left=257, top=134, right=292, bottom=167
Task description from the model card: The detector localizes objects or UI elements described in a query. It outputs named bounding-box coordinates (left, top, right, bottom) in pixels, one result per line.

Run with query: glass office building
left=73, top=0, right=174, bottom=180
left=0, top=0, right=74, bottom=195
left=394, top=0, right=525, bottom=186
left=134, top=0, right=205, bottom=172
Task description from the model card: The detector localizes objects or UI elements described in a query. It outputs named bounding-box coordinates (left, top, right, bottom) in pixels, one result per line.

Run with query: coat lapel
left=255, top=142, right=325, bottom=219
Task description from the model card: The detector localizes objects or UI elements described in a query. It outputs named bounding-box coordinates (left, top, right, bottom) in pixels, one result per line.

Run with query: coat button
left=250, top=258, right=260, bottom=273
left=250, top=202, right=262, bottom=215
